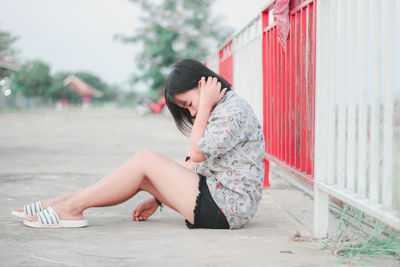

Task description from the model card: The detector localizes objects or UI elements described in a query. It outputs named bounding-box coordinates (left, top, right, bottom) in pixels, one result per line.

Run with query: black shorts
left=185, top=175, right=230, bottom=229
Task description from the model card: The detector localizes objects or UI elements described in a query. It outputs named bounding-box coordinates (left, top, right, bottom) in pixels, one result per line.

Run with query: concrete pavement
left=0, top=107, right=372, bottom=266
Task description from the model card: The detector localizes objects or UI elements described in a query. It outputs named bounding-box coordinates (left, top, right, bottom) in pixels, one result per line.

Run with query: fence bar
left=368, top=0, right=381, bottom=205
left=282, top=38, right=287, bottom=163
left=269, top=29, right=276, bottom=155
left=270, top=29, right=274, bottom=156
left=278, top=34, right=282, bottom=160
left=395, top=0, right=400, bottom=215
left=357, top=0, right=368, bottom=198
left=346, top=0, right=356, bottom=193
left=265, top=29, right=270, bottom=154
left=300, top=8, right=306, bottom=172
left=314, top=0, right=329, bottom=237
left=268, top=30, right=273, bottom=155
left=306, top=4, right=313, bottom=175
left=326, top=0, right=337, bottom=185
left=265, top=30, right=270, bottom=154
left=273, top=27, right=278, bottom=157
left=290, top=14, right=296, bottom=167
left=295, top=12, right=301, bottom=169
left=311, top=0, right=316, bottom=177
left=382, top=0, right=394, bottom=210
left=285, top=23, right=290, bottom=164
left=336, top=0, right=347, bottom=189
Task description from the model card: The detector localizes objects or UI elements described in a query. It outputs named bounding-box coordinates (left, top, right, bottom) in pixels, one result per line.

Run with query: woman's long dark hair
left=164, top=58, right=232, bottom=135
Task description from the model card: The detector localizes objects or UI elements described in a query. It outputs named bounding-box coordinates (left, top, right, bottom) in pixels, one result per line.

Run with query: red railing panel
left=262, top=0, right=316, bottom=185
left=219, top=41, right=233, bottom=86
left=262, top=11, right=270, bottom=187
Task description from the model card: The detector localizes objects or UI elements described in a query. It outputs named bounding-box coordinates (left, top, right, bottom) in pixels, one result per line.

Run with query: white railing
left=204, top=15, right=264, bottom=122
left=232, top=15, right=264, bottom=121
left=204, top=0, right=400, bottom=237
left=314, top=0, right=400, bottom=237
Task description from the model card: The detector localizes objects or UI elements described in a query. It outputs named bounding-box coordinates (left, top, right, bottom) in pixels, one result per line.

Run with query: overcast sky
left=1, top=0, right=267, bottom=90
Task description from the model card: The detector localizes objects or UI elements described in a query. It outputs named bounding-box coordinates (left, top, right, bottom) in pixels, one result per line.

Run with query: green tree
left=116, top=0, right=233, bottom=100
left=103, top=84, right=120, bottom=102
left=0, top=27, right=19, bottom=60
left=14, top=60, right=52, bottom=98
left=0, top=27, right=20, bottom=79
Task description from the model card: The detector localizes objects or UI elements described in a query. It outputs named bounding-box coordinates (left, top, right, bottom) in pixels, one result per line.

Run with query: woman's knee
left=128, top=150, right=156, bottom=167
left=131, top=150, right=155, bottom=162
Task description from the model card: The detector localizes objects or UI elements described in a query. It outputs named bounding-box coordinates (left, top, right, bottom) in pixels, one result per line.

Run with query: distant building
left=63, top=75, right=103, bottom=104
left=0, top=57, right=19, bottom=78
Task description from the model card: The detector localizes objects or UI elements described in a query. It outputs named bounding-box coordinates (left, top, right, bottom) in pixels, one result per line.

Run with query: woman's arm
left=190, top=77, right=227, bottom=162
left=189, top=102, right=212, bottom=162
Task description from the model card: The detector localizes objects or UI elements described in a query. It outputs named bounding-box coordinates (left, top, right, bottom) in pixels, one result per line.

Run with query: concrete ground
left=0, top=107, right=391, bottom=266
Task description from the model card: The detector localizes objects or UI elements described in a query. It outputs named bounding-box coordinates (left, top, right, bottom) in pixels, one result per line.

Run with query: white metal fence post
left=313, top=0, right=330, bottom=238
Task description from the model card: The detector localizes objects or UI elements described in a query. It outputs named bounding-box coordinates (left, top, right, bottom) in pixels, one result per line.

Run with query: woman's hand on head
left=199, top=76, right=227, bottom=110
left=189, top=77, right=224, bottom=163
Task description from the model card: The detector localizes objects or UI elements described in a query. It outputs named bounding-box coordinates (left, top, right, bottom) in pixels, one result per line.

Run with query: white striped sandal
left=23, top=206, right=88, bottom=228
left=11, top=201, right=43, bottom=219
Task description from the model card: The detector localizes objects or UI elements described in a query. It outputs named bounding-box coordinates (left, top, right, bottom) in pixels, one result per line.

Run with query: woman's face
left=174, top=85, right=201, bottom=117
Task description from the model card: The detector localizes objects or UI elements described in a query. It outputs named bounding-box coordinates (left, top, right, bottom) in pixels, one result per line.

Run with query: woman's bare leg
left=28, top=150, right=200, bottom=224
left=18, top=169, right=178, bottom=213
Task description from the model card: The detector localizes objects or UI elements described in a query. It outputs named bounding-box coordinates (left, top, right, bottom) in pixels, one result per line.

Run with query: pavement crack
left=30, top=254, right=83, bottom=267
left=75, top=251, right=135, bottom=260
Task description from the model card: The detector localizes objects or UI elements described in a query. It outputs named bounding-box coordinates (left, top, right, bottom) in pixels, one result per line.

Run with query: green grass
left=322, top=205, right=400, bottom=265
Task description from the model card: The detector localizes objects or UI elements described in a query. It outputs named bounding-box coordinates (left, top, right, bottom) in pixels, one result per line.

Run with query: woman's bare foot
left=16, top=192, right=76, bottom=213
left=26, top=199, right=83, bottom=222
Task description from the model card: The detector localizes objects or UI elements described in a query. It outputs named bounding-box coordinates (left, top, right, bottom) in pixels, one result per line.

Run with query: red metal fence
left=262, top=0, right=316, bottom=185
left=219, top=41, right=234, bottom=86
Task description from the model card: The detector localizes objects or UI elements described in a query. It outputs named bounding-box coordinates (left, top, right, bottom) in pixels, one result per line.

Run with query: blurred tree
left=115, top=0, right=233, bottom=100
left=0, top=27, right=19, bottom=60
left=0, top=27, right=20, bottom=79
left=14, top=60, right=52, bottom=98
left=104, top=84, right=120, bottom=102
left=124, top=90, right=140, bottom=107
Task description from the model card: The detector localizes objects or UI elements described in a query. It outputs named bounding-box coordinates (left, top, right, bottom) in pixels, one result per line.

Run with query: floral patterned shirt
left=195, top=90, right=265, bottom=229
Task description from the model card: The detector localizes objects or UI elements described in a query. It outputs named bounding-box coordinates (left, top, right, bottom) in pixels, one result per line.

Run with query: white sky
left=0, top=0, right=267, bottom=90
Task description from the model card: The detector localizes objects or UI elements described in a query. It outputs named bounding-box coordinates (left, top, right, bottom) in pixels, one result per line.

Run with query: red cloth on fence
left=273, top=0, right=301, bottom=52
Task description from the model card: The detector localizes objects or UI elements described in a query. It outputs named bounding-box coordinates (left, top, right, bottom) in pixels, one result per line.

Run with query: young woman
left=13, top=58, right=265, bottom=230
